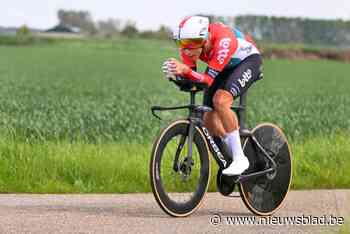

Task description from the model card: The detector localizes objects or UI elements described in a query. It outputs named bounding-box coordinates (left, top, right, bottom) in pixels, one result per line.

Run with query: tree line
left=233, top=15, right=350, bottom=47
left=55, top=10, right=350, bottom=46
left=56, top=9, right=171, bottom=40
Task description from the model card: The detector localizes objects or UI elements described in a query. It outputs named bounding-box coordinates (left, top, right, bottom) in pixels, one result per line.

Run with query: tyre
left=150, top=119, right=210, bottom=217
left=239, top=123, right=292, bottom=216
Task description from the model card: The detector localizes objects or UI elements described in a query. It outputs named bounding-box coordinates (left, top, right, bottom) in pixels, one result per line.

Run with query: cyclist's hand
left=167, top=58, right=190, bottom=75
left=162, top=59, right=176, bottom=80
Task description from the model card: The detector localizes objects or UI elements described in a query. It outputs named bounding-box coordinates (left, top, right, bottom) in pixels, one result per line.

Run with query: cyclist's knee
left=203, top=111, right=214, bottom=125
left=203, top=112, right=209, bottom=124
left=213, top=90, right=233, bottom=111
left=204, top=110, right=217, bottom=123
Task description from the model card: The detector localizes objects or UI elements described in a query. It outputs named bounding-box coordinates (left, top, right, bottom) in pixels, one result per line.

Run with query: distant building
left=45, top=24, right=81, bottom=33
left=37, top=24, right=84, bottom=39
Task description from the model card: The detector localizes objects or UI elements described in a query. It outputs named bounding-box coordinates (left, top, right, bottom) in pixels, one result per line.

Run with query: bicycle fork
left=172, top=121, right=195, bottom=179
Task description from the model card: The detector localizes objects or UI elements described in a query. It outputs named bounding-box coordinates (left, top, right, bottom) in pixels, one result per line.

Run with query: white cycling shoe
left=222, top=155, right=250, bottom=176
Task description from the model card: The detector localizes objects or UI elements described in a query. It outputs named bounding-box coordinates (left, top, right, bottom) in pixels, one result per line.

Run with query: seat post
left=238, top=92, right=247, bottom=130
left=190, top=91, right=196, bottom=105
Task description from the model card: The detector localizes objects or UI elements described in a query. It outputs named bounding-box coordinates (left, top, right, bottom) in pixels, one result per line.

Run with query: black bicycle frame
left=151, top=90, right=277, bottom=182
left=151, top=91, right=245, bottom=169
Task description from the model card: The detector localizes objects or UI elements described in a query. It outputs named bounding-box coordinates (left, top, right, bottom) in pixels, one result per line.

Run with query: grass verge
left=0, top=134, right=349, bottom=193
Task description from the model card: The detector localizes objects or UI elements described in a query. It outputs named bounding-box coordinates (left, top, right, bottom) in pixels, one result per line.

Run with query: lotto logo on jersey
left=217, top=38, right=231, bottom=64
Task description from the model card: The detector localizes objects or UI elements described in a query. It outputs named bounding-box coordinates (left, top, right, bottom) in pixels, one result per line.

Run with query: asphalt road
left=0, top=190, right=349, bottom=234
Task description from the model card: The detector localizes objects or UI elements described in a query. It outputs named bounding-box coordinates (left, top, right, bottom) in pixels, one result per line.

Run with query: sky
left=2, top=0, right=350, bottom=30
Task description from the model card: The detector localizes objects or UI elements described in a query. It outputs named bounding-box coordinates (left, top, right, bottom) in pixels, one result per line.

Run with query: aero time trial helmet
left=173, top=16, right=209, bottom=49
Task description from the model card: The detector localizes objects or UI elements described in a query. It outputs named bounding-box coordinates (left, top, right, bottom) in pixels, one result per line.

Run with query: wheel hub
left=179, top=157, right=194, bottom=180
left=266, top=168, right=277, bottom=180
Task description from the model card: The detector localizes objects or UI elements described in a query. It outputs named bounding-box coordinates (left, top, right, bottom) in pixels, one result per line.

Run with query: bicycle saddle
left=194, top=105, right=213, bottom=113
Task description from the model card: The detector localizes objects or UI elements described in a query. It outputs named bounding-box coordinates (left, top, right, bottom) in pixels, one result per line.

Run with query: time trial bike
left=149, top=76, right=292, bottom=217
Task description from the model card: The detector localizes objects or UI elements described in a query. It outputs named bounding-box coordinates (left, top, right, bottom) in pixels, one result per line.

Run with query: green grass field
left=0, top=38, right=349, bottom=193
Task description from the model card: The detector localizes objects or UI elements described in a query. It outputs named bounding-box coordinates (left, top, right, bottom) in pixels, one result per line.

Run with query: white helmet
left=173, top=16, right=209, bottom=40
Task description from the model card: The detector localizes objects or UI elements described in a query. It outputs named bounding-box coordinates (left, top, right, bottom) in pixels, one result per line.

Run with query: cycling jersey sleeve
left=180, top=50, right=197, bottom=70
left=205, top=67, right=220, bottom=79
left=183, top=69, right=214, bottom=86
left=181, top=63, right=220, bottom=87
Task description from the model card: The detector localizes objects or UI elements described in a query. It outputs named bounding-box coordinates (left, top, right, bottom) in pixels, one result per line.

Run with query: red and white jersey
left=180, top=23, right=260, bottom=76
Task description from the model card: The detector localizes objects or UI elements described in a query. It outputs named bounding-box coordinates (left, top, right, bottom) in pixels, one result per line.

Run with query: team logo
left=240, top=45, right=253, bottom=54
left=217, top=38, right=231, bottom=64
left=199, top=27, right=208, bottom=37
left=202, top=127, right=227, bottom=167
left=230, top=86, right=238, bottom=96
left=238, top=69, right=252, bottom=88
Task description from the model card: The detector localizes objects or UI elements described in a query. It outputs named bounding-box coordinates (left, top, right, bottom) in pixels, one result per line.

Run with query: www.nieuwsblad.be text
left=209, top=214, right=345, bottom=226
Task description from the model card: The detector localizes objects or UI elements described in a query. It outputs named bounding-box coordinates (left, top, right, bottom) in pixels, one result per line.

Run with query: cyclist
left=162, top=15, right=263, bottom=176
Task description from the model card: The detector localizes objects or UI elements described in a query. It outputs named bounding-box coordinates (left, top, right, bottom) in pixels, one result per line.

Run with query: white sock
left=223, top=130, right=245, bottom=161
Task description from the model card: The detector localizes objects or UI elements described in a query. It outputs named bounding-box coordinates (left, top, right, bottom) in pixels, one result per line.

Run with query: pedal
left=233, top=175, right=241, bottom=183
left=223, top=174, right=240, bottom=183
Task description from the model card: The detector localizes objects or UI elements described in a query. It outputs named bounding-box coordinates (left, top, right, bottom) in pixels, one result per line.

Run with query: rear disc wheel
left=239, top=123, right=292, bottom=216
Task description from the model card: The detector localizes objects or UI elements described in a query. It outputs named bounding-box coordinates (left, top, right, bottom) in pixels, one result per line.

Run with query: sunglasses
left=175, top=38, right=205, bottom=49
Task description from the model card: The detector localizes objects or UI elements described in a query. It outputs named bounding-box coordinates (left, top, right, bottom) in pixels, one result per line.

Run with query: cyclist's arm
left=180, top=50, right=197, bottom=71
left=180, top=49, right=219, bottom=86
left=183, top=67, right=219, bottom=86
